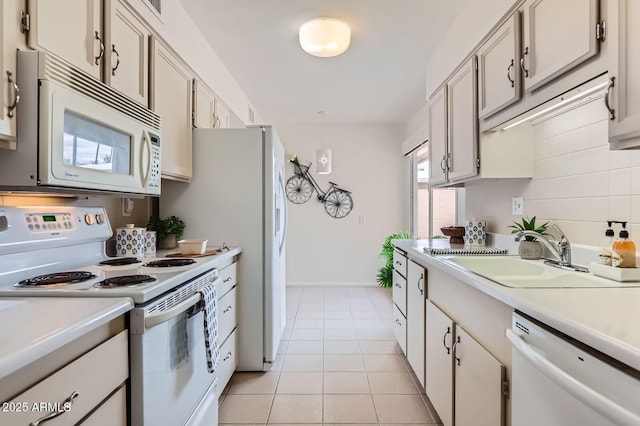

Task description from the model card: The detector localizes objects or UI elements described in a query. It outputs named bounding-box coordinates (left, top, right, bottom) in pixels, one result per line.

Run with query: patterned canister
left=144, top=230, right=157, bottom=257
left=464, top=219, right=487, bottom=246
left=115, top=224, right=146, bottom=257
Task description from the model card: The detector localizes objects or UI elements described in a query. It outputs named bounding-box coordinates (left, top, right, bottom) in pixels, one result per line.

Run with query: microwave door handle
left=140, top=132, right=152, bottom=187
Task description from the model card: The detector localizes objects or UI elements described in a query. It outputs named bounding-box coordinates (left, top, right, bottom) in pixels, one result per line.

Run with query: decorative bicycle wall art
left=286, top=155, right=354, bottom=219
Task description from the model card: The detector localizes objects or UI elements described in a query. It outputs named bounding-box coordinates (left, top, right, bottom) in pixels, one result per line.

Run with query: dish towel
left=199, top=283, right=220, bottom=373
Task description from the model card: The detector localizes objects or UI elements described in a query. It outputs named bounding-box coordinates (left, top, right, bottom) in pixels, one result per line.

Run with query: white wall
left=277, top=123, right=407, bottom=286
left=465, top=95, right=640, bottom=248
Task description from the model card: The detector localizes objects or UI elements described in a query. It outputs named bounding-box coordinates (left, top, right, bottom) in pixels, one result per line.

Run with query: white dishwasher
left=506, top=312, right=640, bottom=426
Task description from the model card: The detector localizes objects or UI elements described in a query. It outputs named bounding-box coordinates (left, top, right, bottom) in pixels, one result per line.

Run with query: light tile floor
left=219, top=286, right=442, bottom=425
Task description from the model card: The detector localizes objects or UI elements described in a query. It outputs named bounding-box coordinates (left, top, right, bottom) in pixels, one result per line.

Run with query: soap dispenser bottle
left=598, top=221, right=615, bottom=266
left=612, top=222, right=637, bottom=268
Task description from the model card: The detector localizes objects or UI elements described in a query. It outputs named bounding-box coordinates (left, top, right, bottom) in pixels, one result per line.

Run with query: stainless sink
left=442, top=256, right=640, bottom=288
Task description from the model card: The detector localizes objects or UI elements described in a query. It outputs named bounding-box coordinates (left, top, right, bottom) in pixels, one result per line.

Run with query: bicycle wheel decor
left=324, top=189, right=353, bottom=218
left=286, top=155, right=354, bottom=219
left=285, top=175, right=313, bottom=204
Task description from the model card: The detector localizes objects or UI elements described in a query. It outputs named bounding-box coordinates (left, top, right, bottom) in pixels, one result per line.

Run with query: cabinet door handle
left=94, top=31, right=105, bottom=65
left=443, top=326, right=452, bottom=355
left=506, top=59, right=515, bottom=88
left=6, top=71, right=19, bottom=118
left=604, top=77, right=615, bottom=120
left=111, top=44, right=120, bottom=76
left=30, top=391, right=79, bottom=425
left=452, top=336, right=461, bottom=366
left=519, top=46, right=529, bottom=78
left=223, top=305, right=233, bottom=313
left=417, top=274, right=424, bottom=296
left=223, top=351, right=233, bottom=361
left=223, top=276, right=232, bottom=283
left=440, top=155, right=447, bottom=173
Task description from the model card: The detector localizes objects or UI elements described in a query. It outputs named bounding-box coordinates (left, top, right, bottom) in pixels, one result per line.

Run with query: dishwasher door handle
left=506, top=329, right=640, bottom=425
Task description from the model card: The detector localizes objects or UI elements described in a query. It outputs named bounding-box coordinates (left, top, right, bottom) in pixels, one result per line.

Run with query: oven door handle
left=506, top=329, right=640, bottom=425
left=145, top=293, right=201, bottom=329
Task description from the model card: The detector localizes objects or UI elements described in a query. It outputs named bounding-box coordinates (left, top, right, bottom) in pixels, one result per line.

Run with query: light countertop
left=394, top=239, right=640, bottom=372
left=0, top=297, right=133, bottom=381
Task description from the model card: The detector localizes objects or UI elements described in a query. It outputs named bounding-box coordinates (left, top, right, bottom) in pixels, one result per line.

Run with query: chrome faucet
left=514, top=223, right=588, bottom=272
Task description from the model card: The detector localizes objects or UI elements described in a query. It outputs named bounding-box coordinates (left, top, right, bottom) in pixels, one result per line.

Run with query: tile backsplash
left=466, top=94, right=640, bottom=248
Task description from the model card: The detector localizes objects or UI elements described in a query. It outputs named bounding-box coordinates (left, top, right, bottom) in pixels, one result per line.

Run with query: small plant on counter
left=508, top=216, right=549, bottom=241
left=147, top=215, right=185, bottom=240
left=377, top=231, right=411, bottom=288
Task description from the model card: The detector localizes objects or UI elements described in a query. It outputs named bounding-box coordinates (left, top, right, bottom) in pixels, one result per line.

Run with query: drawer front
left=80, top=385, right=127, bottom=426
left=393, top=304, right=407, bottom=355
left=2, top=330, right=128, bottom=426
left=218, top=286, right=237, bottom=343
left=393, top=249, right=407, bottom=277
left=392, top=270, right=407, bottom=315
left=216, top=330, right=238, bottom=397
left=217, top=261, right=237, bottom=297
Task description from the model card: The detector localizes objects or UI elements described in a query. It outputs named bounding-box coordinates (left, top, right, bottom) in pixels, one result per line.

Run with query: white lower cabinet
left=407, top=260, right=426, bottom=388
left=426, top=300, right=505, bottom=426
left=215, top=260, right=239, bottom=397
left=393, top=304, right=407, bottom=355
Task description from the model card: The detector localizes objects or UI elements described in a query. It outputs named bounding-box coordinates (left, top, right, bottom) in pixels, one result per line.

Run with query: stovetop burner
left=95, top=274, right=156, bottom=288
left=17, top=271, right=97, bottom=287
left=144, top=259, right=196, bottom=268
left=99, top=257, right=142, bottom=266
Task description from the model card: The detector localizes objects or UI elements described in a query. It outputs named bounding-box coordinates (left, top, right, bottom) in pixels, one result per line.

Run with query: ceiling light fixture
left=299, top=18, right=351, bottom=58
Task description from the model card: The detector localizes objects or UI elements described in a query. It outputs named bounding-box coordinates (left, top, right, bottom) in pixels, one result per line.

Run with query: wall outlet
left=122, top=197, right=134, bottom=216
left=512, top=197, right=524, bottom=215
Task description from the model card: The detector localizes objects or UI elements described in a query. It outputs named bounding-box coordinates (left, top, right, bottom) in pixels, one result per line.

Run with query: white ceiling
left=178, top=0, right=469, bottom=125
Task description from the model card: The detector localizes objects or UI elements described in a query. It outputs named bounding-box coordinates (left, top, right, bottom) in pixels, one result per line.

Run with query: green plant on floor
left=377, top=231, right=411, bottom=288
left=508, top=216, right=549, bottom=241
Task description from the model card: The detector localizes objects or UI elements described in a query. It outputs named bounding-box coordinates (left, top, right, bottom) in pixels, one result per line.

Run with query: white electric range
left=0, top=205, right=222, bottom=426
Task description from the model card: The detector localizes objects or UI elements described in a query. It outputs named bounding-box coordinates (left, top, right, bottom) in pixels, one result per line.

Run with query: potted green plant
left=147, top=215, right=186, bottom=249
left=377, top=231, right=411, bottom=287
left=508, top=216, right=549, bottom=260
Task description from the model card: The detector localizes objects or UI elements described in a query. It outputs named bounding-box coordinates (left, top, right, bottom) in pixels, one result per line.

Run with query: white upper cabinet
left=447, top=58, right=478, bottom=182
left=193, top=78, right=215, bottom=128
left=428, top=87, right=447, bottom=186
left=27, top=0, right=102, bottom=79
left=0, top=0, right=26, bottom=148
left=26, top=0, right=151, bottom=106
left=477, top=13, right=522, bottom=119
left=606, top=0, right=640, bottom=149
left=104, top=0, right=150, bottom=106
left=521, top=0, right=600, bottom=93
left=214, top=98, right=230, bottom=128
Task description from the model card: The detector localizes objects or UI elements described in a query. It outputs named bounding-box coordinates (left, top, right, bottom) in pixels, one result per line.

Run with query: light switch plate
left=512, top=197, right=524, bottom=215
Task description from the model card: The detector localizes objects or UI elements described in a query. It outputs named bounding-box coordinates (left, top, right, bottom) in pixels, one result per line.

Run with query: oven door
left=130, top=291, right=217, bottom=426
left=39, top=79, right=159, bottom=195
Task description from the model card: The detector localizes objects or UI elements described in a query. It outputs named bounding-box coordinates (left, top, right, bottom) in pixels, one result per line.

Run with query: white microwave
left=0, top=50, right=161, bottom=196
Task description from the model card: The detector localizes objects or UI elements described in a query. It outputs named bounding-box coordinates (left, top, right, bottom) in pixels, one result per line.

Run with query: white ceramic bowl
left=178, top=239, right=208, bottom=255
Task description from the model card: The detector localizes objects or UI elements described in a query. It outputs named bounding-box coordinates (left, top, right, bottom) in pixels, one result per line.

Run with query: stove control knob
left=95, top=213, right=105, bottom=224
left=84, top=214, right=95, bottom=225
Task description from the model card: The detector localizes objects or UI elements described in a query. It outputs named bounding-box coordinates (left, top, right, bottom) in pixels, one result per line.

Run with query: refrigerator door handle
left=278, top=171, right=287, bottom=255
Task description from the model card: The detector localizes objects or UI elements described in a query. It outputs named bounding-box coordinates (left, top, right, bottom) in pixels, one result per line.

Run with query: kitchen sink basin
left=442, top=256, right=640, bottom=288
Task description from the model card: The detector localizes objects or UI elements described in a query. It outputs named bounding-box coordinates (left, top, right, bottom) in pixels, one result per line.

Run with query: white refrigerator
left=160, top=125, right=287, bottom=371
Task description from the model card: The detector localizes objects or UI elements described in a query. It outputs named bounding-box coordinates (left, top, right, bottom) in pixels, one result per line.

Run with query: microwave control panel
left=148, top=132, right=161, bottom=193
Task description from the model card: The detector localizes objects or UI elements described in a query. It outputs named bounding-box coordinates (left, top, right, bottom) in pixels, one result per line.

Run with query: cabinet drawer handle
left=30, top=391, right=79, bottom=425
left=604, top=77, right=615, bottom=120
left=394, top=282, right=401, bottom=288
left=443, top=326, right=452, bottom=355
left=395, top=260, right=402, bottom=265
left=417, top=274, right=424, bottom=296
left=395, top=318, right=402, bottom=326
left=6, top=71, right=19, bottom=118
left=223, top=305, right=233, bottom=313
left=223, top=351, right=232, bottom=361
left=506, top=59, right=515, bottom=88
left=94, top=31, right=105, bottom=65
left=452, top=336, right=461, bottom=366
left=111, top=44, right=120, bottom=76
left=519, top=46, right=529, bottom=78
left=223, top=276, right=232, bottom=283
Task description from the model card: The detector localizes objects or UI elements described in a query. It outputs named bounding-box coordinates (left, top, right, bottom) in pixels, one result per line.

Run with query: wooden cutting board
left=165, top=248, right=225, bottom=258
